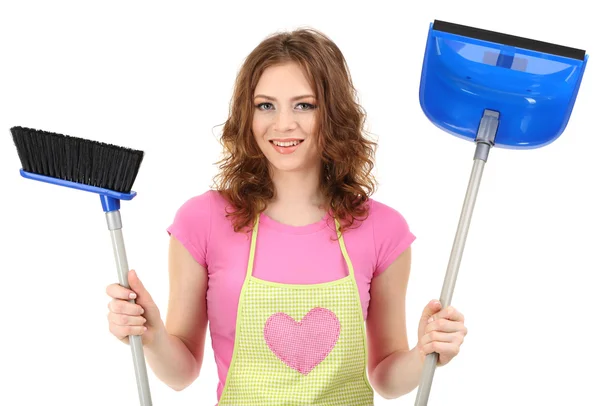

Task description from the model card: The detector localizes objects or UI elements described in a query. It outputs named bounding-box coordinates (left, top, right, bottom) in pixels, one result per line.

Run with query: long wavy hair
left=212, top=27, right=378, bottom=234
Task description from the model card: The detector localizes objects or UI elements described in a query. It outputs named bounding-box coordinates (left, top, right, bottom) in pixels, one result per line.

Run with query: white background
left=1, top=1, right=597, bottom=405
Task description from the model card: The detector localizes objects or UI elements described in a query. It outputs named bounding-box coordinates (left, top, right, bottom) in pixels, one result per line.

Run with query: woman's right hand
left=106, top=269, right=163, bottom=347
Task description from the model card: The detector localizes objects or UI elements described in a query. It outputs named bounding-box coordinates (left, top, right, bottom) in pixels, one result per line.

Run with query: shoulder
left=167, top=190, right=222, bottom=267
left=364, top=197, right=410, bottom=228
left=174, top=189, right=228, bottom=214
left=341, top=197, right=411, bottom=233
left=179, top=189, right=217, bottom=207
left=171, top=189, right=241, bottom=235
left=170, top=189, right=222, bottom=229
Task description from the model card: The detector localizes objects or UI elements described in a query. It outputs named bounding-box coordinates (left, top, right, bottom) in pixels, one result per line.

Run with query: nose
left=273, top=108, right=297, bottom=132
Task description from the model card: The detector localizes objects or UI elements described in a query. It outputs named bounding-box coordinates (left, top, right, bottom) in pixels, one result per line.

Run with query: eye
left=297, top=103, right=316, bottom=110
left=255, top=102, right=274, bottom=110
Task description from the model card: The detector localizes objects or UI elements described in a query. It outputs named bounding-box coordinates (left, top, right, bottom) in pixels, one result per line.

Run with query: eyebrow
left=253, top=94, right=316, bottom=101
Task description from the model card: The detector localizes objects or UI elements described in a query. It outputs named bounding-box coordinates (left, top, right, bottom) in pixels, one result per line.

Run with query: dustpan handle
left=414, top=110, right=499, bottom=405
left=414, top=157, right=485, bottom=405
left=106, top=210, right=153, bottom=406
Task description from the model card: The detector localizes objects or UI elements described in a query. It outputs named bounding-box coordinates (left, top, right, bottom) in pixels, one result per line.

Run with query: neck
left=264, top=165, right=328, bottom=226
left=270, top=165, right=323, bottom=208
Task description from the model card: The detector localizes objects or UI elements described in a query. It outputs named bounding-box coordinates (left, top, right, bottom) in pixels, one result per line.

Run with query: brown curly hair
left=212, top=27, right=378, bottom=234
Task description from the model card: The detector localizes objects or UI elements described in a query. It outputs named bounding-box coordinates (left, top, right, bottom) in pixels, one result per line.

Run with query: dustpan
left=414, top=20, right=588, bottom=405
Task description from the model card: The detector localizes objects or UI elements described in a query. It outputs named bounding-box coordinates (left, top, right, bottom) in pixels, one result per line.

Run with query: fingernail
left=129, top=293, right=137, bottom=299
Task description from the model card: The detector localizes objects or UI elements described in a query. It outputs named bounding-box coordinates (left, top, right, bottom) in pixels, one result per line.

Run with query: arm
left=367, top=246, right=424, bottom=399
left=144, top=235, right=209, bottom=391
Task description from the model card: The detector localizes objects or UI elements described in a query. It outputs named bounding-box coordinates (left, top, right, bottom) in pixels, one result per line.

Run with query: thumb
left=127, top=270, right=160, bottom=319
left=419, top=299, right=442, bottom=336
left=422, top=299, right=442, bottom=318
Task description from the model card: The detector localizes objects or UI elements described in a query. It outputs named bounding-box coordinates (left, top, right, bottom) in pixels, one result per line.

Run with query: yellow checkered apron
left=218, top=216, right=374, bottom=405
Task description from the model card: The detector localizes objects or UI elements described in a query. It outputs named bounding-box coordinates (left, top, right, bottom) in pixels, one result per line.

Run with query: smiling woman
left=104, top=26, right=467, bottom=406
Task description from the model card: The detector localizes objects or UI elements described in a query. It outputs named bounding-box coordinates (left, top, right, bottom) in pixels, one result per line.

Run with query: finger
left=422, top=341, right=460, bottom=358
left=106, top=283, right=137, bottom=300
left=108, top=322, right=127, bottom=340
left=445, top=306, right=464, bottom=322
left=429, top=306, right=464, bottom=323
left=109, top=322, right=147, bottom=338
left=107, top=312, right=147, bottom=327
left=421, top=330, right=459, bottom=346
left=425, top=318, right=467, bottom=334
left=108, top=299, right=145, bottom=316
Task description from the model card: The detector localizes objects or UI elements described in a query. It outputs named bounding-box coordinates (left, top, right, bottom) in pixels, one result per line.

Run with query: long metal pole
left=106, top=209, right=153, bottom=406
left=414, top=110, right=499, bottom=405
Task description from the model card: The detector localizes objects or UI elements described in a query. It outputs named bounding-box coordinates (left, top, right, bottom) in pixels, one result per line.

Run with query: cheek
left=252, top=118, right=270, bottom=142
left=300, top=115, right=317, bottom=135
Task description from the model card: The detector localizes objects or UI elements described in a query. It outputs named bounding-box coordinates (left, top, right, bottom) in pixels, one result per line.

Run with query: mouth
left=269, top=139, right=304, bottom=147
left=268, top=139, right=304, bottom=154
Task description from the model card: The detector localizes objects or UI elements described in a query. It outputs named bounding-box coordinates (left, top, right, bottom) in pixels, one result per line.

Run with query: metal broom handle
left=106, top=210, right=153, bottom=406
left=414, top=110, right=499, bottom=406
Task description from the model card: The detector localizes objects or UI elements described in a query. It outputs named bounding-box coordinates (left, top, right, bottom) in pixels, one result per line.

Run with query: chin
left=269, top=159, right=308, bottom=173
left=259, top=142, right=320, bottom=174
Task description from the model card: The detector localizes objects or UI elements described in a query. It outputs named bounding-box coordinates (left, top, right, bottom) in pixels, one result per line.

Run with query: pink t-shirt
left=166, top=190, right=416, bottom=402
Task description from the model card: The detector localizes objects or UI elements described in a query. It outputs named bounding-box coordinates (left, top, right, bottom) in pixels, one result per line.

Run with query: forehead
left=254, top=62, right=314, bottom=96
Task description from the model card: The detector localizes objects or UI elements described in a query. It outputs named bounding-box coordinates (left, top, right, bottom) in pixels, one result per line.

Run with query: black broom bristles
left=11, top=126, right=144, bottom=193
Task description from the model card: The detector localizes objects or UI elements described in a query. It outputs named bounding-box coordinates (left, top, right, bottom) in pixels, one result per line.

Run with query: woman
left=106, top=27, right=467, bottom=405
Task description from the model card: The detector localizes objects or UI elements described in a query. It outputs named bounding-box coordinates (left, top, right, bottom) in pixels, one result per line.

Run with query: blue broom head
left=419, top=20, right=588, bottom=149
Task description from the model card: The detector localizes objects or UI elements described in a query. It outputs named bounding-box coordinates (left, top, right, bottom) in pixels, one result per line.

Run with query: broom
left=10, top=126, right=152, bottom=406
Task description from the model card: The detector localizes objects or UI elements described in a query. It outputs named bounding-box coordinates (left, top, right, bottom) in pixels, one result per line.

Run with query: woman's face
left=252, top=62, right=320, bottom=174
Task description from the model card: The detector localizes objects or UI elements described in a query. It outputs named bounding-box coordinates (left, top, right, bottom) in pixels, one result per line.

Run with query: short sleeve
left=372, top=201, right=416, bottom=277
left=166, top=191, right=213, bottom=268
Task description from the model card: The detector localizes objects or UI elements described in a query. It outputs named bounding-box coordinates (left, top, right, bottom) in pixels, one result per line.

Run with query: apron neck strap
left=246, top=215, right=260, bottom=279
left=245, top=214, right=355, bottom=279
left=334, top=217, right=355, bottom=279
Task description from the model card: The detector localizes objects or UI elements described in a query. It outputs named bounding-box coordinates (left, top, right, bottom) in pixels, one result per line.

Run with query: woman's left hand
left=417, top=300, right=468, bottom=367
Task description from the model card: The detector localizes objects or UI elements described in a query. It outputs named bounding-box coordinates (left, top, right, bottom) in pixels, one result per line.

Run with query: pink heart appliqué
left=264, top=307, right=340, bottom=375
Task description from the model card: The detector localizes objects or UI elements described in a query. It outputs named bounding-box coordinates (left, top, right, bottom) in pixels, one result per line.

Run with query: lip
left=269, top=138, right=303, bottom=155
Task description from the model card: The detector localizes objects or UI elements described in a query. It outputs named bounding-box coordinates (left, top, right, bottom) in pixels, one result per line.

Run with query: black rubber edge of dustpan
left=433, top=20, right=586, bottom=61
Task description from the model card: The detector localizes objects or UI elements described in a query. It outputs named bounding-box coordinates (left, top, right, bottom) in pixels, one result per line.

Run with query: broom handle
left=106, top=210, right=153, bottom=406
left=414, top=110, right=499, bottom=406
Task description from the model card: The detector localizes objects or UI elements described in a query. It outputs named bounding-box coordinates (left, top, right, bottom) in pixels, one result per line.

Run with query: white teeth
left=273, top=140, right=300, bottom=147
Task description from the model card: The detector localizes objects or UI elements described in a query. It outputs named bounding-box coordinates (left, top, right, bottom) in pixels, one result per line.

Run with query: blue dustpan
left=414, top=20, right=588, bottom=406
left=420, top=20, right=588, bottom=149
